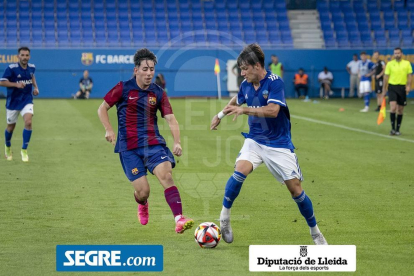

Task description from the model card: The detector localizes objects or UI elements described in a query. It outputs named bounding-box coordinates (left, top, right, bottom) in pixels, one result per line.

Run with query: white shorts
left=235, top=138, right=303, bottom=184
left=6, top=104, right=34, bottom=124
left=359, top=80, right=371, bottom=94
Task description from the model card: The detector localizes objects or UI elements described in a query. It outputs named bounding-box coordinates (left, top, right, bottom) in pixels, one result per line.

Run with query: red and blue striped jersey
left=104, top=78, right=173, bottom=153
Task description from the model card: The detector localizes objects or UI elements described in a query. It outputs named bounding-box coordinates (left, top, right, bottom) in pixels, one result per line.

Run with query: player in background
left=0, top=46, right=39, bottom=162
left=358, top=51, right=375, bottom=112
left=382, top=47, right=412, bottom=136
left=97, top=48, right=193, bottom=234
left=370, top=51, right=385, bottom=112
left=210, top=44, right=328, bottom=245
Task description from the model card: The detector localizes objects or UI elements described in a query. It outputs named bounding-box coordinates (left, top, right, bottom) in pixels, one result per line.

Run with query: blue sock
left=364, top=93, right=370, bottom=107
left=5, top=129, right=13, bottom=147
left=22, top=129, right=32, bottom=150
left=293, top=190, right=317, bottom=227
left=222, top=171, right=246, bottom=208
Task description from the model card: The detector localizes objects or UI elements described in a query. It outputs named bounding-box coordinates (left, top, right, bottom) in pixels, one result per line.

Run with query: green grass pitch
left=0, top=98, right=413, bottom=276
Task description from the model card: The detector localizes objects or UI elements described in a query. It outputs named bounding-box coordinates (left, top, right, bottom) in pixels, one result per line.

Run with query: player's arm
left=210, top=95, right=239, bottom=130
left=97, top=101, right=116, bottom=145
left=376, top=62, right=385, bottom=79
left=87, top=79, right=93, bottom=90
left=164, top=114, right=182, bottom=156
left=31, top=74, right=39, bottom=96
left=382, top=74, right=389, bottom=96
left=0, top=79, right=25, bottom=88
left=224, top=103, right=280, bottom=121
left=406, top=74, right=412, bottom=95
left=346, top=65, right=351, bottom=74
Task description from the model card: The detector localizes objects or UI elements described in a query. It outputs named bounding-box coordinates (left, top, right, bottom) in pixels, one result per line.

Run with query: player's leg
left=395, top=87, right=407, bottom=135
left=220, top=139, right=262, bottom=243
left=74, top=90, right=82, bottom=99
left=375, top=80, right=383, bottom=111
left=263, top=147, right=327, bottom=245
left=131, top=176, right=151, bottom=225
left=5, top=109, right=19, bottom=160
left=20, top=105, right=34, bottom=162
left=119, top=150, right=149, bottom=225
left=152, top=161, right=194, bottom=233
left=147, top=145, right=193, bottom=233
left=85, top=91, right=90, bottom=99
left=388, top=86, right=398, bottom=135
left=359, top=81, right=370, bottom=112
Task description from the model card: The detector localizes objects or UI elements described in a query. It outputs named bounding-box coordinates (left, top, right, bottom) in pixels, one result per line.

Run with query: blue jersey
left=237, top=70, right=294, bottom=149
left=359, top=60, right=374, bottom=82
left=1, top=63, right=36, bottom=110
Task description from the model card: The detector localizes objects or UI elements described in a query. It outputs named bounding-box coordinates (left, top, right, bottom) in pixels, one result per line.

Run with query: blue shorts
left=119, top=145, right=176, bottom=182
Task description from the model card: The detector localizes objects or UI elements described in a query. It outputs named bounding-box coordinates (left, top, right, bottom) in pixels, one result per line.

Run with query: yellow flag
left=377, top=97, right=386, bottom=125
left=214, top=59, right=220, bottom=75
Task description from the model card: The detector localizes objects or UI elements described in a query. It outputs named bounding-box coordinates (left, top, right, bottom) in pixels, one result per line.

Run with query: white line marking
left=291, top=115, right=414, bottom=144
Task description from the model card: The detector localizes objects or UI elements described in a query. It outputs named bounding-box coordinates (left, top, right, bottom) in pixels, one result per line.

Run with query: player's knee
left=136, top=189, right=150, bottom=200
left=24, top=119, right=32, bottom=129
left=159, top=171, right=174, bottom=185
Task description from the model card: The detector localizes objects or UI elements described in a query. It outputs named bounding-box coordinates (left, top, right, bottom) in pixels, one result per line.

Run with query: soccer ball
left=194, top=222, right=221, bottom=248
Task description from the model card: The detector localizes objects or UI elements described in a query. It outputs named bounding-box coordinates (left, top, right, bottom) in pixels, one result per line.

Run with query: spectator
left=268, top=55, right=283, bottom=77
left=293, top=68, right=309, bottom=100
left=74, top=70, right=93, bottom=99
left=346, top=54, right=360, bottom=98
left=318, top=67, right=333, bottom=99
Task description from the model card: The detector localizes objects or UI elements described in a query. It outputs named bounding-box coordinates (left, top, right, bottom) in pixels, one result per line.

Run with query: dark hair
left=299, top=68, right=304, bottom=71
left=237, top=43, right=265, bottom=68
left=271, top=54, right=277, bottom=58
left=324, top=67, right=328, bottom=71
left=360, top=51, right=366, bottom=55
left=133, top=48, right=157, bottom=67
left=18, top=46, right=30, bottom=53
left=373, top=51, right=380, bottom=55
left=353, top=53, right=358, bottom=56
left=394, top=47, right=402, bottom=52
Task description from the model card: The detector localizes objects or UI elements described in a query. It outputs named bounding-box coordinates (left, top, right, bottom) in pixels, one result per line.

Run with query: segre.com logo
left=56, top=245, right=163, bottom=272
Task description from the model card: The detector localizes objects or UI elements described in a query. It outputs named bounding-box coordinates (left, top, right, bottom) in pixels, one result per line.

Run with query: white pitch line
left=291, top=115, right=414, bottom=144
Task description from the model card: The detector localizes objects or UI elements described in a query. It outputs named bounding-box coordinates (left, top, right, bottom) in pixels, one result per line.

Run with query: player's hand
left=210, top=115, right=221, bottom=130
left=172, top=142, right=182, bottom=156
left=33, top=88, right=39, bottom=96
left=406, top=86, right=411, bottom=95
left=223, top=105, right=243, bottom=121
left=15, top=82, right=26, bottom=89
left=105, top=130, right=116, bottom=145
left=376, top=75, right=380, bottom=80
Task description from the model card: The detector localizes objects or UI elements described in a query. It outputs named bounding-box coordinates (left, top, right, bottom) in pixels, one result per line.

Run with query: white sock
left=310, top=225, right=321, bottom=235
left=174, top=215, right=182, bottom=223
left=220, top=206, right=231, bottom=220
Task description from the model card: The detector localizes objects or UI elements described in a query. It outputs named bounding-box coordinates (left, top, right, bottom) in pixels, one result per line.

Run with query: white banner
left=249, top=245, right=356, bottom=272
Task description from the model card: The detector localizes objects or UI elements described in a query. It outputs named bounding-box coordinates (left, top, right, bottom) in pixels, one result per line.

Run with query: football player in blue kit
left=210, top=44, right=328, bottom=245
left=0, top=47, right=39, bottom=162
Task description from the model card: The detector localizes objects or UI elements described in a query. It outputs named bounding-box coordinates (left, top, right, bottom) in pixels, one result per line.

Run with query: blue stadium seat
left=401, top=29, right=412, bottom=37
left=402, top=37, right=413, bottom=47
left=384, top=20, right=395, bottom=30
left=380, top=1, right=392, bottom=11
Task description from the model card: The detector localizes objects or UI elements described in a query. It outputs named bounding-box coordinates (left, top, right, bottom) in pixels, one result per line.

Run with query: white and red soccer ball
left=194, top=222, right=221, bottom=248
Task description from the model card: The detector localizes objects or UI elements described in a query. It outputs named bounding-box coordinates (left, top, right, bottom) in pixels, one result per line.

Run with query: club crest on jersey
left=131, top=168, right=139, bottom=175
left=148, top=96, right=157, bottom=105
left=262, top=90, right=269, bottom=99
left=81, top=52, right=93, bottom=66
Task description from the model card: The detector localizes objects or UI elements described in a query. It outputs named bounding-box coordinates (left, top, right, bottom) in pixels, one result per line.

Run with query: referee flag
left=214, top=59, right=220, bottom=75
left=377, top=98, right=386, bottom=125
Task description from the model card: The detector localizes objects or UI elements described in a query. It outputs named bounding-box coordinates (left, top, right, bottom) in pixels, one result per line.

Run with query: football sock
left=5, top=129, right=13, bottom=147
left=396, top=114, right=403, bottom=132
left=293, top=190, right=317, bottom=227
left=134, top=192, right=147, bottom=205
left=174, top=215, right=182, bottom=223
left=364, top=93, right=370, bottom=107
left=390, top=113, right=396, bottom=130
left=221, top=206, right=231, bottom=219
left=223, top=171, right=246, bottom=209
left=22, top=129, right=32, bottom=150
left=164, top=186, right=182, bottom=217
left=310, top=225, right=321, bottom=235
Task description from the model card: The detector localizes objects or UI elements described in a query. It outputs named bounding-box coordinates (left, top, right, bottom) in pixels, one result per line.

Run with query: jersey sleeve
left=160, top=91, right=173, bottom=117
left=384, top=63, right=391, bottom=75
left=103, top=82, right=123, bottom=107
left=236, top=84, right=245, bottom=105
left=267, top=78, right=286, bottom=107
left=408, top=62, right=413, bottom=74
left=89, top=78, right=93, bottom=83
left=1, top=66, right=13, bottom=81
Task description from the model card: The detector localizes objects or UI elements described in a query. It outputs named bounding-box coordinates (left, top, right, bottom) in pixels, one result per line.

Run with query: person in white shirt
left=318, top=67, right=334, bottom=99
left=346, top=54, right=360, bottom=98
